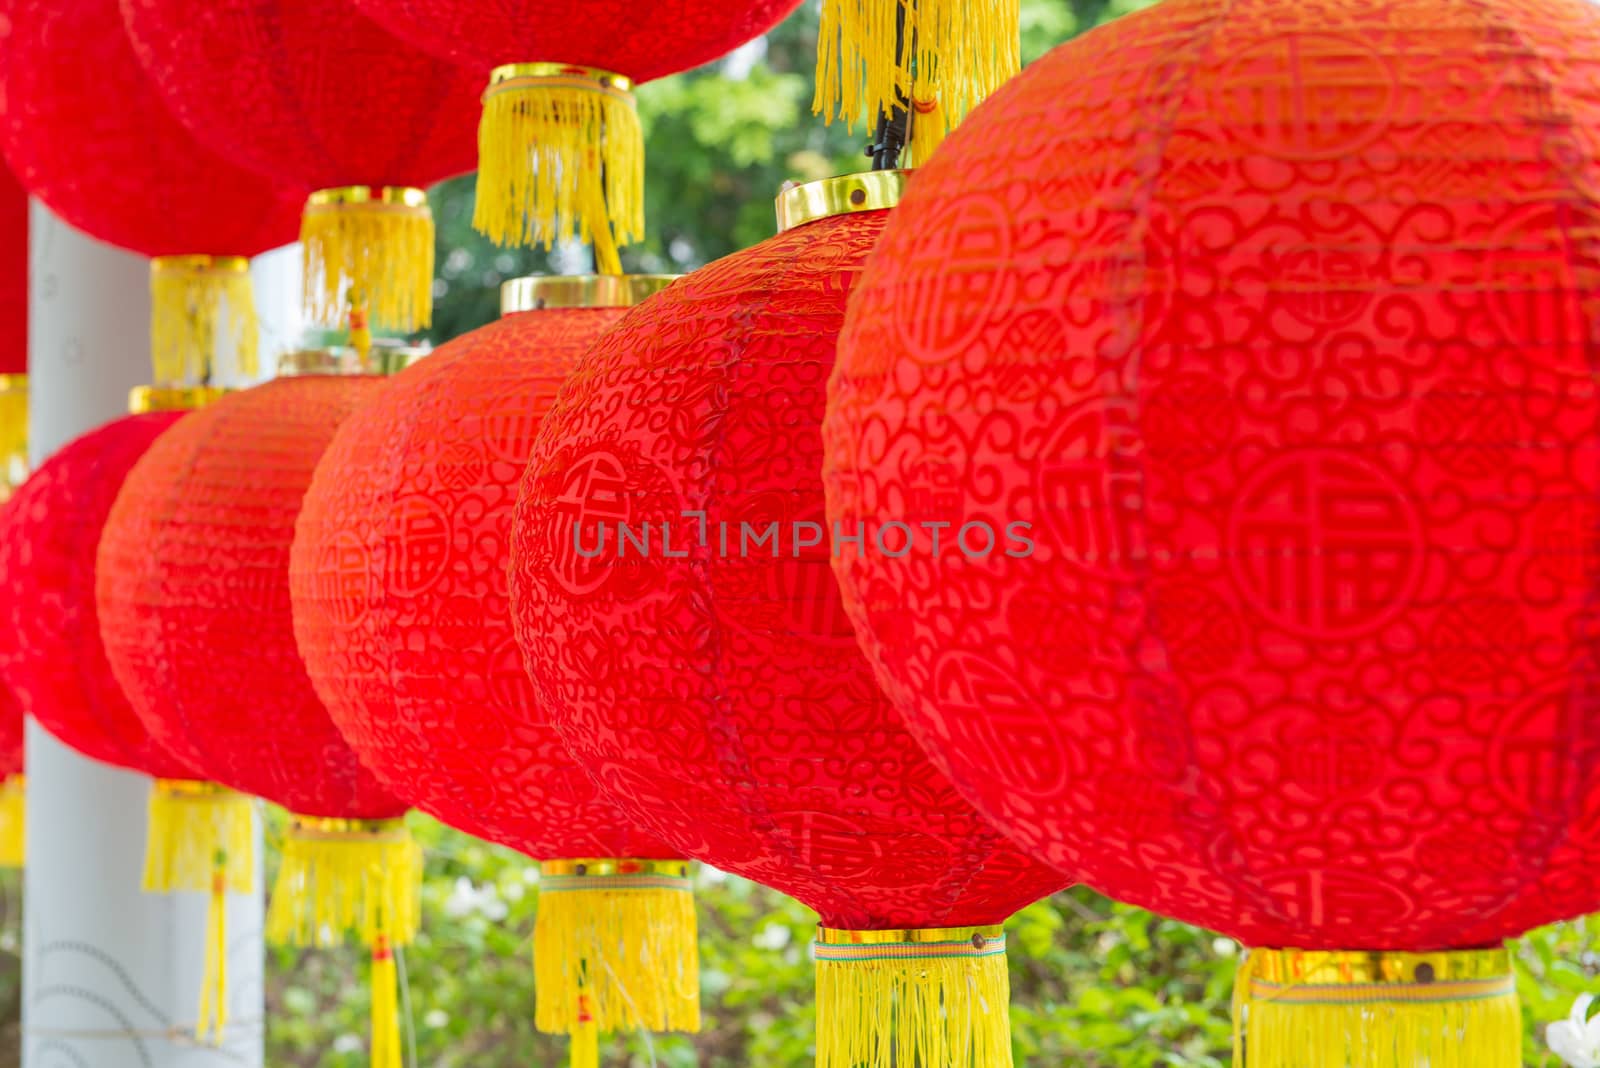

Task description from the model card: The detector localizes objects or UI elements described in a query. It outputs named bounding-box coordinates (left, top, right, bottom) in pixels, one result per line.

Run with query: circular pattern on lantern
left=509, top=210, right=1068, bottom=930
left=0, top=0, right=300, bottom=258
left=822, top=0, right=1600, bottom=949
left=292, top=307, right=679, bottom=859
left=97, top=377, right=405, bottom=819
left=0, top=414, right=196, bottom=778
left=349, top=0, right=802, bottom=82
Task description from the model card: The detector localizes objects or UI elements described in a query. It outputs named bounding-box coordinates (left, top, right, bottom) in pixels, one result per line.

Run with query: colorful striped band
left=1249, top=973, right=1514, bottom=1006
left=813, top=928, right=1007, bottom=964
left=540, top=873, right=693, bottom=894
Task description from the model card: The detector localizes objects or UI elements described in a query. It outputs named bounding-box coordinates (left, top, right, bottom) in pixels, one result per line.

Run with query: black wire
left=868, top=2, right=911, bottom=170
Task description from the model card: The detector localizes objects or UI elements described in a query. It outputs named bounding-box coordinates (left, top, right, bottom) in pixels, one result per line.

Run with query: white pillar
left=23, top=202, right=276, bottom=1068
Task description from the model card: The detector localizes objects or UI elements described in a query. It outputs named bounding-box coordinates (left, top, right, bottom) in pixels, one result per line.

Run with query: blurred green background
left=4, top=2, right=1583, bottom=1067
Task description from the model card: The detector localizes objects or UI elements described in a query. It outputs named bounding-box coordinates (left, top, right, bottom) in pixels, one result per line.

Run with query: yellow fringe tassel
left=301, top=188, right=434, bottom=335
left=813, top=925, right=1011, bottom=1068
left=0, top=775, right=25, bottom=867
left=475, top=64, right=643, bottom=259
left=814, top=0, right=1020, bottom=164
left=266, top=816, right=421, bottom=950
left=535, top=859, right=701, bottom=1041
left=141, top=780, right=253, bottom=1043
left=0, top=374, right=27, bottom=501
left=149, top=256, right=259, bottom=385
left=1233, top=947, right=1521, bottom=1068
left=371, top=936, right=402, bottom=1068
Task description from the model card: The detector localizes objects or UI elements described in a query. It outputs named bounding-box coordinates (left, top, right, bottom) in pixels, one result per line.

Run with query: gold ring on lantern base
left=305, top=186, right=429, bottom=214
left=485, top=62, right=633, bottom=101
left=150, top=255, right=250, bottom=278
left=500, top=275, right=681, bottom=314
left=276, top=339, right=431, bottom=378
left=776, top=171, right=911, bottom=233
left=128, top=385, right=228, bottom=414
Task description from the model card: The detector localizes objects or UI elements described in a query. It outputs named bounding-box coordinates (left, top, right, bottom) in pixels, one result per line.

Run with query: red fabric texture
left=0, top=162, right=25, bottom=373
left=292, top=308, right=677, bottom=859
left=0, top=683, right=21, bottom=779
left=509, top=214, right=1069, bottom=930
left=350, top=0, right=802, bottom=83
left=97, top=378, right=405, bottom=819
left=0, top=414, right=195, bottom=779
left=0, top=0, right=301, bottom=258
left=822, top=0, right=1600, bottom=951
left=119, top=0, right=482, bottom=192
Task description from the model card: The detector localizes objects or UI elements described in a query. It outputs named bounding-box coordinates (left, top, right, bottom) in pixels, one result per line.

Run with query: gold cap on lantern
left=128, top=385, right=229, bottom=414
left=276, top=338, right=432, bottom=379
left=499, top=274, right=680, bottom=314
left=477, top=62, right=642, bottom=269
left=776, top=171, right=910, bottom=233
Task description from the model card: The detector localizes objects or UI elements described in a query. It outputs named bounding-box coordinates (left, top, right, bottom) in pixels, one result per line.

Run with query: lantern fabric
left=0, top=414, right=196, bottom=779
left=820, top=0, right=1600, bottom=1064
left=348, top=0, right=801, bottom=254
left=0, top=0, right=301, bottom=383
left=291, top=295, right=698, bottom=1054
left=0, top=161, right=24, bottom=375
left=119, top=0, right=483, bottom=335
left=509, top=196, right=1069, bottom=1068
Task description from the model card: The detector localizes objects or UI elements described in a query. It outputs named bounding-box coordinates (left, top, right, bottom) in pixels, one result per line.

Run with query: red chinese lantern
left=0, top=0, right=301, bottom=383
left=821, top=1, right=1600, bottom=1064
left=508, top=175, right=1069, bottom=1068
left=97, top=367, right=417, bottom=1068
left=119, top=0, right=482, bottom=341
left=0, top=160, right=24, bottom=381
left=348, top=0, right=801, bottom=258
left=291, top=278, right=697, bottom=1065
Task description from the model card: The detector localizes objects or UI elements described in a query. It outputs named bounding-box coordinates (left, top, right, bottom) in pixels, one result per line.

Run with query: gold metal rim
left=277, top=339, right=431, bottom=378
left=1249, top=946, right=1513, bottom=986
left=487, top=62, right=632, bottom=95
left=129, top=385, right=227, bottom=414
left=776, top=170, right=910, bottom=233
left=306, top=186, right=430, bottom=212
left=0, top=374, right=25, bottom=393
left=151, top=255, right=250, bottom=276
left=152, top=779, right=247, bottom=801
left=500, top=274, right=680, bottom=314
left=286, top=815, right=410, bottom=842
left=538, top=857, right=691, bottom=878
left=815, top=924, right=1006, bottom=946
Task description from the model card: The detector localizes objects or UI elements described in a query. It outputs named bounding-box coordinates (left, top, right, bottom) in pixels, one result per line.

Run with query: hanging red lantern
left=119, top=0, right=481, bottom=344
left=821, top=1, right=1600, bottom=1064
left=344, top=0, right=800, bottom=259
left=0, top=160, right=24, bottom=380
left=508, top=174, right=1069, bottom=1068
left=97, top=365, right=418, bottom=1068
left=0, top=0, right=301, bottom=384
left=292, top=277, right=697, bottom=1066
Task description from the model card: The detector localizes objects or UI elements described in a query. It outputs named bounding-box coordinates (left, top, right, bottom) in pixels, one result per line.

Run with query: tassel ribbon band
left=813, top=924, right=1014, bottom=1068
left=1234, top=946, right=1520, bottom=1068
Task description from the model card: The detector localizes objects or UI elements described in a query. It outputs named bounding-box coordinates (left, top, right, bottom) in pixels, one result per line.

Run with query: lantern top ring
left=775, top=170, right=910, bottom=233
left=500, top=274, right=680, bottom=314
left=306, top=186, right=429, bottom=214
left=277, top=339, right=432, bottom=379
left=128, top=385, right=227, bottom=414
left=150, top=255, right=250, bottom=277
left=486, top=62, right=633, bottom=97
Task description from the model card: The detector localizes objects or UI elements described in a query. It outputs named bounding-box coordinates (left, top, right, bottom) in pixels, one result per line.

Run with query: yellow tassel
left=301, top=188, right=434, bottom=335
left=0, top=774, right=25, bottom=867
left=370, top=936, right=402, bottom=1068
left=149, top=256, right=259, bottom=385
left=535, top=859, right=700, bottom=1041
left=569, top=997, right=600, bottom=1068
left=1235, top=946, right=1521, bottom=1068
left=813, top=925, right=1011, bottom=1068
left=475, top=64, right=643, bottom=259
left=814, top=0, right=1020, bottom=164
left=196, top=854, right=229, bottom=1043
left=266, top=816, right=421, bottom=950
left=140, top=781, right=252, bottom=1044
left=0, top=374, right=27, bottom=501
left=142, top=780, right=254, bottom=894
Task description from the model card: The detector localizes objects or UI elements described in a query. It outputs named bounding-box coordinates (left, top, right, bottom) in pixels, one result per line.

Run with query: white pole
left=23, top=202, right=277, bottom=1068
